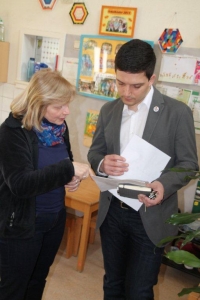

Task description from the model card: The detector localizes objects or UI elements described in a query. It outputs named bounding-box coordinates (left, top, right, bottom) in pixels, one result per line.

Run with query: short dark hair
left=115, top=39, right=156, bottom=80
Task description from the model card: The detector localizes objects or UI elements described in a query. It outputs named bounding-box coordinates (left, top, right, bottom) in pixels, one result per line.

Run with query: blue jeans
left=0, top=207, right=66, bottom=300
left=100, top=197, right=164, bottom=300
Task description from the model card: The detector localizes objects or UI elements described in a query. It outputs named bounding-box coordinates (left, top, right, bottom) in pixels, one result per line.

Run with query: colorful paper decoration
left=69, top=2, right=88, bottom=24
left=158, top=28, right=183, bottom=53
left=38, top=0, right=57, bottom=10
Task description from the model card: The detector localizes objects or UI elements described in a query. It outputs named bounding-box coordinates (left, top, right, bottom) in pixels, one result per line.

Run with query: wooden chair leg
left=88, top=215, right=97, bottom=244
left=66, top=214, right=76, bottom=258
left=73, top=217, right=83, bottom=257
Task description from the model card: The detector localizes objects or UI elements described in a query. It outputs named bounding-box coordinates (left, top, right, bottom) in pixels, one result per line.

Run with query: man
left=88, top=39, right=198, bottom=300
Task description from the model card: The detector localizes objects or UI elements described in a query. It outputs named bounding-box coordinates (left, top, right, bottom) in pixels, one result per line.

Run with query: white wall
left=0, top=0, right=200, bottom=212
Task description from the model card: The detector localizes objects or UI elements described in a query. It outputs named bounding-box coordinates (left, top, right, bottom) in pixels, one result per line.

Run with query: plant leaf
left=166, top=213, right=200, bottom=225
left=178, top=286, right=200, bottom=296
left=165, top=250, right=200, bottom=267
left=157, top=233, right=188, bottom=247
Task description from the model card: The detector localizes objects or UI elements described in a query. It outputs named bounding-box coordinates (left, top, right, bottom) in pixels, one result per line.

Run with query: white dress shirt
left=97, top=86, right=154, bottom=174
left=120, top=86, right=154, bottom=153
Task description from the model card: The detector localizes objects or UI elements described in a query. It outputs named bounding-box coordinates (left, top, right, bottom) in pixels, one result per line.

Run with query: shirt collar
left=123, top=86, right=154, bottom=114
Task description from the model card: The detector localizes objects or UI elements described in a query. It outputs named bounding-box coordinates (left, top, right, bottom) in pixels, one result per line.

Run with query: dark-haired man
left=88, top=39, right=198, bottom=300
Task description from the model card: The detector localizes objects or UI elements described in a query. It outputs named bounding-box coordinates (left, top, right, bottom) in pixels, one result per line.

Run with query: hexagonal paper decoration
left=158, top=28, right=183, bottom=53
left=69, top=2, right=88, bottom=24
left=38, top=0, right=57, bottom=10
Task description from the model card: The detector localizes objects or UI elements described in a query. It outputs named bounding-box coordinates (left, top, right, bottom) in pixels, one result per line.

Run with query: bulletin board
left=76, top=34, right=154, bottom=101
left=76, top=34, right=130, bottom=101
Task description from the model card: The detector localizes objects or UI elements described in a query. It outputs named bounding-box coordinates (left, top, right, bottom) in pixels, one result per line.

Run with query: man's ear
left=149, top=74, right=156, bottom=86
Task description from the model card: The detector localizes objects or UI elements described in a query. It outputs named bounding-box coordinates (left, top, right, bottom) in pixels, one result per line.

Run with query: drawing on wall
left=83, top=110, right=99, bottom=147
left=99, top=6, right=137, bottom=38
left=158, top=55, right=197, bottom=84
left=158, top=28, right=183, bottom=53
left=38, top=0, right=57, bottom=10
left=69, top=2, right=88, bottom=24
left=77, top=35, right=154, bottom=101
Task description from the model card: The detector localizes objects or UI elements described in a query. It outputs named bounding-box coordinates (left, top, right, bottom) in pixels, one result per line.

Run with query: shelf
left=162, top=256, right=200, bottom=278
left=16, top=28, right=66, bottom=83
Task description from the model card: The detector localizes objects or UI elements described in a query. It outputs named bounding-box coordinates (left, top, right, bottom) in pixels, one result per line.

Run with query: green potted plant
left=158, top=168, right=200, bottom=297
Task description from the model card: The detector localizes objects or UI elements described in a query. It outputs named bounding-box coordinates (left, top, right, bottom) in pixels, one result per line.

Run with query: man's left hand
left=138, top=181, right=164, bottom=207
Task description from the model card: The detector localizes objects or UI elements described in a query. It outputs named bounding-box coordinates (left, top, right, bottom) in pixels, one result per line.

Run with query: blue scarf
left=33, top=118, right=66, bottom=146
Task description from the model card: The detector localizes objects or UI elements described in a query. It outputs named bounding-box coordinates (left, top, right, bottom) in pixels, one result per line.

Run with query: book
left=117, top=183, right=152, bottom=199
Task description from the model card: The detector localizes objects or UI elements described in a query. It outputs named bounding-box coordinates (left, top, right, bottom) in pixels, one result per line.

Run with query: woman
left=0, top=68, right=93, bottom=300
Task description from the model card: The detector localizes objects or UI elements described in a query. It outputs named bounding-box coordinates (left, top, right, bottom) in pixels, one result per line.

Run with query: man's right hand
left=100, top=154, right=129, bottom=176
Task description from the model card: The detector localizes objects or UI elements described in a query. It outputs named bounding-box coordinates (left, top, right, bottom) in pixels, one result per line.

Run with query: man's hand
left=138, top=181, right=164, bottom=207
left=100, top=154, right=129, bottom=176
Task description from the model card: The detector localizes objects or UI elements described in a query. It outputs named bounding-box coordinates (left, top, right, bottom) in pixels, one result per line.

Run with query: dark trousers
left=100, top=197, right=164, bottom=300
left=0, top=207, right=66, bottom=300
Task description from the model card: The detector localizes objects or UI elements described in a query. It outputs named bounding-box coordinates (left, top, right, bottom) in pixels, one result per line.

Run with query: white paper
left=92, top=176, right=147, bottom=192
left=62, top=57, right=78, bottom=85
left=93, top=135, right=171, bottom=211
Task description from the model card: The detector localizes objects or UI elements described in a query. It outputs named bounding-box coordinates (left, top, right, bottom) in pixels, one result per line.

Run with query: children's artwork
left=38, top=0, right=57, bottom=10
left=156, top=83, right=200, bottom=134
left=69, top=2, right=88, bottom=24
left=83, top=110, right=99, bottom=147
left=156, top=84, right=192, bottom=105
left=194, top=60, right=200, bottom=85
left=99, top=6, right=137, bottom=38
left=77, top=35, right=154, bottom=101
left=158, top=28, right=183, bottom=53
left=158, top=55, right=197, bottom=84
left=188, top=91, right=200, bottom=134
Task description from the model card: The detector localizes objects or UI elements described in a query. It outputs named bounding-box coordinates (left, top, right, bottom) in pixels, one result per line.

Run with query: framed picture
left=99, top=5, right=137, bottom=38
left=76, top=34, right=130, bottom=101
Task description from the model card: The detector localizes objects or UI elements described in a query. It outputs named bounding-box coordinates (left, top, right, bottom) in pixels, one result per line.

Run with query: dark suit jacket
left=88, top=87, right=199, bottom=246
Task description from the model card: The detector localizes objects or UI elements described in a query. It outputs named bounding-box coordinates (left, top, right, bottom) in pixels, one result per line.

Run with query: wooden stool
left=66, top=213, right=97, bottom=258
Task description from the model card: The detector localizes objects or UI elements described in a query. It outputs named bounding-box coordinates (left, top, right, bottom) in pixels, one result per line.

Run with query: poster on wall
left=188, top=91, right=200, bottom=134
left=76, top=35, right=154, bottom=101
left=83, top=110, right=99, bottom=147
left=156, top=83, right=200, bottom=134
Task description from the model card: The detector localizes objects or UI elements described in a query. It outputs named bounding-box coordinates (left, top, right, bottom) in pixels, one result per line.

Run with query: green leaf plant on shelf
left=158, top=168, right=200, bottom=297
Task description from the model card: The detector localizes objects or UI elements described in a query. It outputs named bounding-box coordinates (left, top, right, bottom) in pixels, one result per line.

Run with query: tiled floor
left=42, top=228, right=200, bottom=300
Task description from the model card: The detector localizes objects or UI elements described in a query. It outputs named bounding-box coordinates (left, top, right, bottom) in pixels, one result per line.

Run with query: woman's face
left=44, top=103, right=70, bottom=125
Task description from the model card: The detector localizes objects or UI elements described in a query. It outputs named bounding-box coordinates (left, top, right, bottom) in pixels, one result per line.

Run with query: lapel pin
left=153, top=106, right=159, bottom=112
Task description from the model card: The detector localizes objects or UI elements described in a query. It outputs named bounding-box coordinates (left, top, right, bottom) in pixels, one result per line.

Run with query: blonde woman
left=0, top=68, right=93, bottom=300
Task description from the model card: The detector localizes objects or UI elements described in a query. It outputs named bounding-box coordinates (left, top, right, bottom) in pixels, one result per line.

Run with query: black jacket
left=0, top=113, right=74, bottom=238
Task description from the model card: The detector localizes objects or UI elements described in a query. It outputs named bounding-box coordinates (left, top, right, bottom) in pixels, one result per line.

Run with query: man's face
left=116, top=70, right=156, bottom=110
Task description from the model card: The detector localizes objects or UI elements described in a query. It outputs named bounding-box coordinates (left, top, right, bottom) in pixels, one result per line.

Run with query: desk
left=65, top=177, right=100, bottom=272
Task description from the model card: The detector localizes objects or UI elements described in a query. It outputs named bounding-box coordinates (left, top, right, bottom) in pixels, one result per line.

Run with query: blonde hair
left=10, top=68, right=76, bottom=131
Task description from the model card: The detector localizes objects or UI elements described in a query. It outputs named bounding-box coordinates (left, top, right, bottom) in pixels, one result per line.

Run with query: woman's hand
left=72, top=161, right=94, bottom=180
left=65, top=176, right=81, bottom=192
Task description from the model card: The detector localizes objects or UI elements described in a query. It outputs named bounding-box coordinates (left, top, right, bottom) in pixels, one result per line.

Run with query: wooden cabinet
left=0, top=42, right=9, bottom=82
